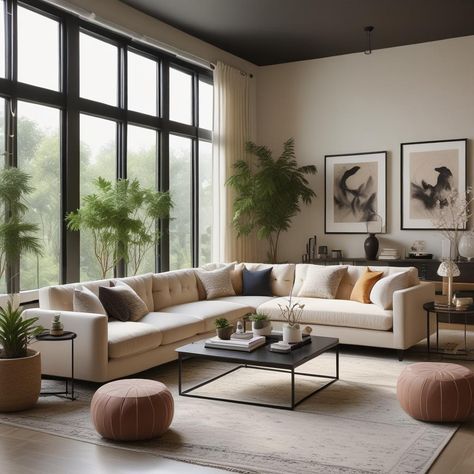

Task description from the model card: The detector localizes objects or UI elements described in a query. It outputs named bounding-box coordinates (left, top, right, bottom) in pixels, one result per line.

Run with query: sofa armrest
left=23, top=308, right=109, bottom=382
left=392, top=282, right=435, bottom=349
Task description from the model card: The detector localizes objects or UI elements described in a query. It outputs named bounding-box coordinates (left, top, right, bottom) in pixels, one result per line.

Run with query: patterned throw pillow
left=196, top=266, right=236, bottom=300
left=297, top=265, right=348, bottom=299
left=350, top=267, right=384, bottom=304
left=73, top=286, right=107, bottom=314
left=99, top=281, right=149, bottom=321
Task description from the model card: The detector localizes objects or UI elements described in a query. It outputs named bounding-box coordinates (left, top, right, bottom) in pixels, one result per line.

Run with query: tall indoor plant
left=0, top=167, right=44, bottom=412
left=66, top=177, right=172, bottom=278
left=226, top=138, right=316, bottom=263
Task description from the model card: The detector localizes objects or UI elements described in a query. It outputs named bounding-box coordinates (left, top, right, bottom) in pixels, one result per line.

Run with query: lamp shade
left=437, top=260, right=461, bottom=277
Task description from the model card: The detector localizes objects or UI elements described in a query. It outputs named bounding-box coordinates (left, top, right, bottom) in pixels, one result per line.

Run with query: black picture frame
left=324, top=151, right=387, bottom=234
left=400, top=139, right=468, bottom=230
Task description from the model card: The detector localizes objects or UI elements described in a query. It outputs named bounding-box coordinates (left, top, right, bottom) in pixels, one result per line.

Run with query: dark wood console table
left=307, top=258, right=474, bottom=283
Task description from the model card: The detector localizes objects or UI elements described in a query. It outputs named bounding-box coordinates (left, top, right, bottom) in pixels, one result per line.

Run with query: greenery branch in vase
left=226, top=138, right=316, bottom=263
left=278, top=293, right=305, bottom=343
left=67, top=177, right=172, bottom=278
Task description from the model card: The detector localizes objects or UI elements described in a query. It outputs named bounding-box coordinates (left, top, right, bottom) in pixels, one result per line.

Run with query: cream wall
left=257, top=35, right=474, bottom=263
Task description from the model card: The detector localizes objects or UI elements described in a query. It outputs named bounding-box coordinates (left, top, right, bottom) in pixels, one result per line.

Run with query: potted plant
left=66, top=177, right=172, bottom=278
left=226, top=138, right=316, bottom=263
left=215, top=318, right=233, bottom=340
left=249, top=313, right=272, bottom=336
left=0, top=301, right=44, bottom=412
left=278, top=295, right=305, bottom=344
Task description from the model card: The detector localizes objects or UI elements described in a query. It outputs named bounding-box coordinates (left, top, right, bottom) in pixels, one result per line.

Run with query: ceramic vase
left=459, top=234, right=474, bottom=261
left=282, top=324, right=302, bottom=344
left=364, top=233, right=379, bottom=260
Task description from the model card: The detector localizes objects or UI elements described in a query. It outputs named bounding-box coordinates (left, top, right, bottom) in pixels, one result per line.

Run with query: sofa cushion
left=161, top=300, right=254, bottom=332
left=118, top=273, right=154, bottom=312
left=297, top=265, right=347, bottom=299
left=350, top=268, right=384, bottom=304
left=196, top=265, right=236, bottom=299
left=140, top=312, right=205, bottom=345
left=108, top=321, right=163, bottom=359
left=215, top=295, right=275, bottom=311
left=242, top=267, right=273, bottom=296
left=370, top=272, right=411, bottom=310
left=242, top=263, right=295, bottom=296
left=99, top=284, right=149, bottom=322
left=152, top=269, right=200, bottom=310
left=257, top=296, right=393, bottom=331
left=199, top=262, right=243, bottom=296
left=73, top=286, right=107, bottom=314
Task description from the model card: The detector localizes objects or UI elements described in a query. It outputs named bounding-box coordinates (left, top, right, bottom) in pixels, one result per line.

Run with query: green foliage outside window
left=67, top=177, right=172, bottom=278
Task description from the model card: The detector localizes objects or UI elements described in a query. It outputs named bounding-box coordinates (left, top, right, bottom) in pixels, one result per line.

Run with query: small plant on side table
left=215, top=318, right=233, bottom=340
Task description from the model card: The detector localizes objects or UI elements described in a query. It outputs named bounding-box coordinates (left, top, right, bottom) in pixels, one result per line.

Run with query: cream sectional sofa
left=24, top=263, right=434, bottom=382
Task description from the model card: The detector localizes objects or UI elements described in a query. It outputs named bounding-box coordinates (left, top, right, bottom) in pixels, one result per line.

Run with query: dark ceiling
left=121, top=0, right=474, bottom=66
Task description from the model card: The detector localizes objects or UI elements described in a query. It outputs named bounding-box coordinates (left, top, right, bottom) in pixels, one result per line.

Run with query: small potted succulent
left=249, top=313, right=272, bottom=336
left=215, top=318, right=233, bottom=340
left=50, top=314, right=64, bottom=336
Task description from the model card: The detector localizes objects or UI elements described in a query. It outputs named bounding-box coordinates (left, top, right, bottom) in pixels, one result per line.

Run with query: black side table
left=423, top=301, right=474, bottom=357
left=36, top=331, right=77, bottom=400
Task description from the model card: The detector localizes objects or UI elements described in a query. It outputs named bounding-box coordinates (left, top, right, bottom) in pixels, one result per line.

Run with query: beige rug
left=0, top=348, right=464, bottom=473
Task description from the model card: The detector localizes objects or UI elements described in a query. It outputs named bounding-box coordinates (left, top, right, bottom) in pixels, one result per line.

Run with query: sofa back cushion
left=242, top=263, right=295, bottom=296
left=152, top=269, right=199, bottom=310
left=294, top=264, right=419, bottom=301
left=39, top=273, right=154, bottom=312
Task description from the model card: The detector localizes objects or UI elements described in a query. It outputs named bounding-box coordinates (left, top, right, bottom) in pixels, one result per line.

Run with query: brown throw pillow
left=350, top=268, right=384, bottom=304
left=99, top=281, right=149, bottom=322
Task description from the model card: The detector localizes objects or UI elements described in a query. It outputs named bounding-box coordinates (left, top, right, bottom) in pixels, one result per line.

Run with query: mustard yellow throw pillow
left=350, top=268, right=383, bottom=304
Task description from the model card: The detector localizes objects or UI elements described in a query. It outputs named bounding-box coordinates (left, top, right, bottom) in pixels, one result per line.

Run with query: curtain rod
left=41, top=0, right=215, bottom=71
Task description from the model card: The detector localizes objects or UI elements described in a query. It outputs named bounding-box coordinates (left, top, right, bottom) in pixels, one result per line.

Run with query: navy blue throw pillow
left=242, top=267, right=273, bottom=296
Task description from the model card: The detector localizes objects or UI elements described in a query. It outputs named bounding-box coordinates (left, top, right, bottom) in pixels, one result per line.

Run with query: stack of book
left=205, top=335, right=266, bottom=352
left=378, top=248, right=400, bottom=260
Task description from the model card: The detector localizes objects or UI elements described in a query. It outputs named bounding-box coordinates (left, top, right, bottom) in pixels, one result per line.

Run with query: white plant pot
left=282, top=324, right=302, bottom=344
left=252, top=321, right=272, bottom=337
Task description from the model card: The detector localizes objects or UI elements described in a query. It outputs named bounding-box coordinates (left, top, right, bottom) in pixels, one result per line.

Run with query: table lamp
left=437, top=260, right=460, bottom=307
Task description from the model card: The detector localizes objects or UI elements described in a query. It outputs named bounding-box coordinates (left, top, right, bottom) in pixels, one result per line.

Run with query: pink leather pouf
left=397, top=362, right=474, bottom=422
left=91, top=379, right=174, bottom=440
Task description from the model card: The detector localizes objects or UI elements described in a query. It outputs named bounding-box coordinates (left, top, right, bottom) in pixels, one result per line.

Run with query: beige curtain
left=212, top=61, right=256, bottom=263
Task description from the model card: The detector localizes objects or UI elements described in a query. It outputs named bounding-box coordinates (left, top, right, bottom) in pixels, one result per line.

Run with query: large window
left=18, top=101, right=60, bottom=290
left=18, top=6, right=59, bottom=91
left=0, top=0, right=213, bottom=292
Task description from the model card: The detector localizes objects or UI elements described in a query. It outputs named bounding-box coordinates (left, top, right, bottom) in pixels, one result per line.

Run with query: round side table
left=423, top=301, right=474, bottom=357
left=36, top=331, right=77, bottom=400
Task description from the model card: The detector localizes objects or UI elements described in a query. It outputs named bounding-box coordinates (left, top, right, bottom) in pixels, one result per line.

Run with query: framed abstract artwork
left=324, top=151, right=387, bottom=234
left=401, top=139, right=467, bottom=230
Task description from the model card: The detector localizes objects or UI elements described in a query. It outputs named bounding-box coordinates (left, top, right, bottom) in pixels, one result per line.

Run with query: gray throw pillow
left=196, top=265, right=236, bottom=299
left=73, top=286, right=106, bottom=314
left=99, top=281, right=149, bottom=322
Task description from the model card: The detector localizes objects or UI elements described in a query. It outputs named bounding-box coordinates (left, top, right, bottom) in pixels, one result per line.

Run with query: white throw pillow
left=73, top=286, right=106, bottom=314
left=297, top=265, right=347, bottom=299
left=196, top=265, right=236, bottom=299
left=370, top=272, right=410, bottom=310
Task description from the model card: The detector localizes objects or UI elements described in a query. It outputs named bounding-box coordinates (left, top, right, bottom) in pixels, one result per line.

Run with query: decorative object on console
left=458, top=231, right=474, bottom=261
left=401, top=139, right=467, bottom=231
left=364, top=213, right=383, bottom=259
left=0, top=301, right=43, bottom=412
left=363, top=25, right=374, bottom=55
left=318, top=245, right=328, bottom=259
left=249, top=313, right=272, bottom=336
left=331, top=249, right=342, bottom=259
left=437, top=260, right=460, bottom=307
left=49, top=314, right=64, bottom=336
left=325, top=151, right=387, bottom=234
left=379, top=248, right=401, bottom=260
left=303, top=235, right=317, bottom=262
left=226, top=138, right=317, bottom=263
left=215, top=318, right=233, bottom=340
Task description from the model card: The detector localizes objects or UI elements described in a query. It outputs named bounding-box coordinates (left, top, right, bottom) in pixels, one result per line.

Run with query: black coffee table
left=176, top=335, right=339, bottom=410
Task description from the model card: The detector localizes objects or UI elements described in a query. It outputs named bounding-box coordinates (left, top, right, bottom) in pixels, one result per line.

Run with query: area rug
left=0, top=349, right=462, bottom=474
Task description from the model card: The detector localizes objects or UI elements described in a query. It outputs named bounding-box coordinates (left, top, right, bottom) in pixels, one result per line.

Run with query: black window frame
left=0, top=0, right=213, bottom=292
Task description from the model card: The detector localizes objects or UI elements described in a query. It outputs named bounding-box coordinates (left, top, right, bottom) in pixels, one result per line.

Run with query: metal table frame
left=178, top=345, right=339, bottom=410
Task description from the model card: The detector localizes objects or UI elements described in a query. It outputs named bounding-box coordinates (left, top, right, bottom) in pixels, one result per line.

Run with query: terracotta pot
left=216, top=326, right=233, bottom=340
left=0, top=350, right=41, bottom=412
